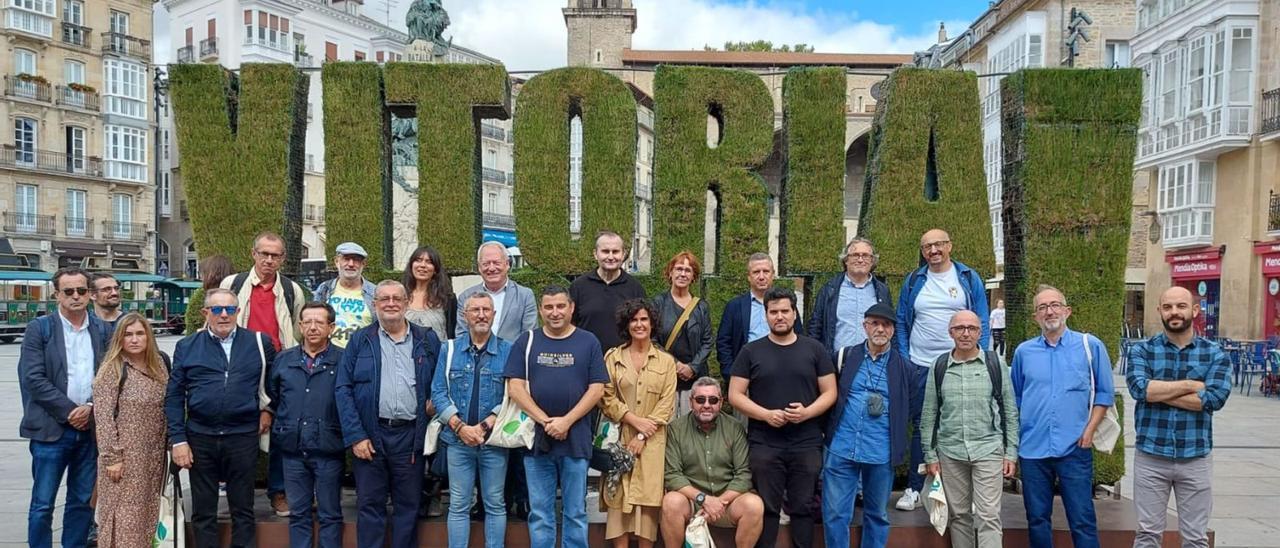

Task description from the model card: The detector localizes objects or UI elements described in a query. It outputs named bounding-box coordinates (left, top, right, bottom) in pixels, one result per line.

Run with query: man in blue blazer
left=335, top=280, right=441, bottom=548
left=19, top=267, right=111, bottom=548
left=822, top=303, right=914, bottom=548
left=716, top=253, right=803, bottom=378
left=166, top=287, right=277, bottom=548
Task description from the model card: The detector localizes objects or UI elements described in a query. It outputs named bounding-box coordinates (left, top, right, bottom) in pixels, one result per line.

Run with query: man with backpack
left=921, top=310, right=1018, bottom=548
left=219, top=230, right=306, bottom=517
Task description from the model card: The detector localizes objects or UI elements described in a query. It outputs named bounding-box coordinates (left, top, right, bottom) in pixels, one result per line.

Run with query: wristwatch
left=637, top=432, right=647, bottom=441
left=695, top=492, right=706, bottom=505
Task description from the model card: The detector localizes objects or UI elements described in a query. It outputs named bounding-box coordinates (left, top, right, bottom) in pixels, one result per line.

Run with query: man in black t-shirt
left=728, top=287, right=837, bottom=548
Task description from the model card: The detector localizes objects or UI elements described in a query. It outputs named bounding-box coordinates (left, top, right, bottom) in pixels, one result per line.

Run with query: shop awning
left=111, top=244, right=144, bottom=259
left=53, top=241, right=108, bottom=257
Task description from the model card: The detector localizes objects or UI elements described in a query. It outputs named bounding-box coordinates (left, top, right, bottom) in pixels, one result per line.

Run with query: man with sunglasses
left=894, top=228, right=990, bottom=511
left=219, top=230, right=306, bottom=516
left=808, top=238, right=892, bottom=358
left=822, top=303, right=914, bottom=548
left=19, top=267, right=112, bottom=548
left=166, top=288, right=278, bottom=548
left=90, top=273, right=123, bottom=326
left=660, top=377, right=763, bottom=548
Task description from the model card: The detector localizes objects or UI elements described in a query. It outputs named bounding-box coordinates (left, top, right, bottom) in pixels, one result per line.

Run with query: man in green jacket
left=660, top=377, right=764, bottom=548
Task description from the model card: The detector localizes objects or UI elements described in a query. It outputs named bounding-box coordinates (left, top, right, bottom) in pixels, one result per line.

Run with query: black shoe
left=87, top=523, right=98, bottom=546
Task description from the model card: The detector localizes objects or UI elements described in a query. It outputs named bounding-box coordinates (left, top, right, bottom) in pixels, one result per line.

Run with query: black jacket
left=651, top=291, right=713, bottom=391
left=808, top=274, right=892, bottom=356
left=165, top=327, right=277, bottom=444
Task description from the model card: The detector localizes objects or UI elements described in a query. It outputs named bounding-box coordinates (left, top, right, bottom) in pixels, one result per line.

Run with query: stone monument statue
left=405, top=0, right=451, bottom=54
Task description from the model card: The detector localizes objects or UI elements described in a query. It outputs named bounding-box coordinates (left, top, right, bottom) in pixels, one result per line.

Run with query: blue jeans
left=822, top=454, right=893, bottom=548
left=907, top=363, right=930, bottom=492
left=283, top=454, right=344, bottom=548
left=523, top=454, right=589, bottom=548
left=268, top=447, right=285, bottom=497
left=28, top=428, right=96, bottom=548
left=1021, top=446, right=1099, bottom=548
left=447, top=443, right=508, bottom=548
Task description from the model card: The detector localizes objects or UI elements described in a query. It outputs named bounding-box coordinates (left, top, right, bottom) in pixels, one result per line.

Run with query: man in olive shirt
left=921, top=311, right=1019, bottom=548
left=661, top=377, right=764, bottom=548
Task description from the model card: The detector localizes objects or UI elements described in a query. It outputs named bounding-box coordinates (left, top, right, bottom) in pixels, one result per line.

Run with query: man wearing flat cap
left=314, top=242, right=378, bottom=348
left=821, top=302, right=916, bottom=548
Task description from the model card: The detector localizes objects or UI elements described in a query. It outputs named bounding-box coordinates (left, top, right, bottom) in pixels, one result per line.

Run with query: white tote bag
left=254, top=333, right=272, bottom=453
left=424, top=339, right=454, bottom=456
left=922, top=468, right=948, bottom=536
left=1083, top=333, right=1122, bottom=454
left=485, top=330, right=536, bottom=449
left=683, top=514, right=716, bottom=548
left=154, top=464, right=186, bottom=547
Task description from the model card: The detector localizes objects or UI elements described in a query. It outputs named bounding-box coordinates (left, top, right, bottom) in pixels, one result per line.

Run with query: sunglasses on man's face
left=693, top=396, right=721, bottom=406
left=60, top=287, right=89, bottom=296
left=206, top=305, right=239, bottom=316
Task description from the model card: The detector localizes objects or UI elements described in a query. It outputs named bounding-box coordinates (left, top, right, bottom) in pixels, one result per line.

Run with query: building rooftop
left=620, top=49, right=912, bottom=68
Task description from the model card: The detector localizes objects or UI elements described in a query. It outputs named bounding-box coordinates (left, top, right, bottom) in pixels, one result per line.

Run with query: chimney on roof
left=938, top=22, right=947, bottom=43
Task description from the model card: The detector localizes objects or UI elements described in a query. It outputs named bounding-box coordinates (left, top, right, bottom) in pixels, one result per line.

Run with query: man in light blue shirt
left=717, top=253, right=804, bottom=377
left=808, top=238, right=893, bottom=357
left=1010, top=285, right=1113, bottom=548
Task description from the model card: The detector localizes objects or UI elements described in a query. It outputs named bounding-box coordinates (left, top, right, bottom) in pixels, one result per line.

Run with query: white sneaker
left=778, top=510, right=791, bottom=525
left=895, top=488, right=921, bottom=511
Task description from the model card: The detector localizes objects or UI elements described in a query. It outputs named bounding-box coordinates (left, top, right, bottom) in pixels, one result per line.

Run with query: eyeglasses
left=205, top=305, right=239, bottom=316
left=255, top=250, right=284, bottom=261
left=93, top=285, right=121, bottom=293
left=1035, top=302, right=1068, bottom=313
left=920, top=240, right=951, bottom=251
left=375, top=296, right=407, bottom=304
left=949, top=325, right=981, bottom=334
left=466, top=306, right=494, bottom=314
left=693, top=396, right=721, bottom=406
left=299, top=319, right=331, bottom=327
left=848, top=253, right=874, bottom=261
left=60, top=287, right=89, bottom=296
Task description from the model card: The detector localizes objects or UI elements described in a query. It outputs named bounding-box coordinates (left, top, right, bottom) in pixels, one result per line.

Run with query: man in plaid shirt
left=1126, top=286, right=1232, bottom=548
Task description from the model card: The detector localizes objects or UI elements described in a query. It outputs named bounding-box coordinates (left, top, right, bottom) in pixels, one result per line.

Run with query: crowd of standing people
left=15, top=227, right=1232, bottom=548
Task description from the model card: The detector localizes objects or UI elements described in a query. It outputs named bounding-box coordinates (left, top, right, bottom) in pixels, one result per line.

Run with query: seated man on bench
left=660, top=377, right=764, bottom=548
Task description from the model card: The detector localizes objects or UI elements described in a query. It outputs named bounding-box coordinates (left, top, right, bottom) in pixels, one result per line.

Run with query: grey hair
left=375, top=279, right=408, bottom=299
left=1034, top=284, right=1068, bottom=305
left=475, top=241, right=509, bottom=265
left=746, top=252, right=773, bottom=267
left=841, top=237, right=879, bottom=269
left=203, top=287, right=239, bottom=305
left=691, top=376, right=721, bottom=391
left=463, top=291, right=494, bottom=307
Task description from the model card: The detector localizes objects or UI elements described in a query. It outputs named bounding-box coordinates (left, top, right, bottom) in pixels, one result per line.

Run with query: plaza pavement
left=0, top=335, right=1277, bottom=546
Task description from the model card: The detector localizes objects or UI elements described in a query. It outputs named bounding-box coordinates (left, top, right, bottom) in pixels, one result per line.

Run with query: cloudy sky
left=155, top=0, right=991, bottom=69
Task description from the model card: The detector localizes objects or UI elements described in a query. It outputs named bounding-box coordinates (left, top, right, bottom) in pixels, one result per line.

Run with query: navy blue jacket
left=266, top=344, right=345, bottom=456
left=715, top=292, right=804, bottom=378
left=825, top=343, right=914, bottom=466
left=895, top=260, right=991, bottom=359
left=18, top=311, right=112, bottom=442
left=165, top=327, right=277, bottom=445
left=807, top=274, right=892, bottom=356
left=334, top=322, right=440, bottom=455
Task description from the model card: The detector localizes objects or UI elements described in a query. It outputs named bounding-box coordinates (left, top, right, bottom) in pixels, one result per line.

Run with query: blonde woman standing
left=599, top=299, right=678, bottom=548
left=92, top=313, right=170, bottom=547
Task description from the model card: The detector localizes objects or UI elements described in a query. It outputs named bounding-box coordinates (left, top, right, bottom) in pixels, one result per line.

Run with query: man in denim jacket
left=431, top=292, right=513, bottom=548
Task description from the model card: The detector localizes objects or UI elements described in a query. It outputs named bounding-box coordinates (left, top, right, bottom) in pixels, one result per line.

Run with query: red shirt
left=247, top=278, right=282, bottom=351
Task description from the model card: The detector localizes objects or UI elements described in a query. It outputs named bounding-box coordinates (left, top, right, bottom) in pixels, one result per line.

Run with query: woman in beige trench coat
left=599, top=298, right=678, bottom=548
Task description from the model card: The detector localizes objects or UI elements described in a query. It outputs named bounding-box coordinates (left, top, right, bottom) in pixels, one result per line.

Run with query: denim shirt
left=430, top=332, right=513, bottom=446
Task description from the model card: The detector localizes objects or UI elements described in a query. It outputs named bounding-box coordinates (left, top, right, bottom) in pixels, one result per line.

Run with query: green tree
left=704, top=40, right=815, bottom=53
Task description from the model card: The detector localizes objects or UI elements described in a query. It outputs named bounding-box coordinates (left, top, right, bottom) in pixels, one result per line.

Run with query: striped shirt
left=1126, top=334, right=1231, bottom=459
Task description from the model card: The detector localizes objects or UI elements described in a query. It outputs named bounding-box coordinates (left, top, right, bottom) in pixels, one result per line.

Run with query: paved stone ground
left=0, top=335, right=1277, bottom=546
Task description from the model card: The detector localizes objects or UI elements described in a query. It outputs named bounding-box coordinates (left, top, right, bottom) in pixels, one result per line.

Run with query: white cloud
left=425, top=0, right=964, bottom=71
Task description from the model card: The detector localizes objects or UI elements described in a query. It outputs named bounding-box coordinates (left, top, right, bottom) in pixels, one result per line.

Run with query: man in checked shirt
left=1126, top=286, right=1232, bottom=548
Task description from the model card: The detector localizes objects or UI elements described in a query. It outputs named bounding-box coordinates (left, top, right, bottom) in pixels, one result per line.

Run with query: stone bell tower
left=563, top=0, right=636, bottom=69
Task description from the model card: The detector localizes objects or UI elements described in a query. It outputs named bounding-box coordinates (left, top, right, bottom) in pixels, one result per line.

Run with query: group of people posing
left=17, top=227, right=1232, bottom=548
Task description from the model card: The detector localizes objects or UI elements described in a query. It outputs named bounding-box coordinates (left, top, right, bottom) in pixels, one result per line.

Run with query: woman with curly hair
left=598, top=298, right=678, bottom=548
left=92, top=313, right=170, bottom=547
